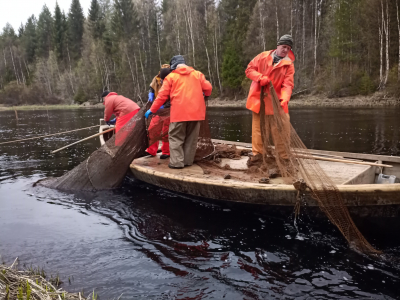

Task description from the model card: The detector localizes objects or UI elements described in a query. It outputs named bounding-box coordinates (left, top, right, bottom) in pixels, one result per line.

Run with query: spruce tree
left=88, top=0, right=105, bottom=40
left=36, top=5, right=53, bottom=58
left=220, top=0, right=257, bottom=92
left=68, top=0, right=85, bottom=59
left=23, top=16, right=37, bottom=63
left=112, top=0, right=138, bottom=41
left=53, top=2, right=67, bottom=61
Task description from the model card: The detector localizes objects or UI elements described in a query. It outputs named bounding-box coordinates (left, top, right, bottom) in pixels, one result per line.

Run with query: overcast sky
left=2, top=0, right=92, bottom=32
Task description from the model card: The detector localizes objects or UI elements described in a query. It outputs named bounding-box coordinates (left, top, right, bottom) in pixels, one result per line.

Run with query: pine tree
left=36, top=5, right=53, bottom=58
left=68, top=0, right=85, bottom=59
left=53, top=2, right=67, bottom=61
left=89, top=0, right=105, bottom=40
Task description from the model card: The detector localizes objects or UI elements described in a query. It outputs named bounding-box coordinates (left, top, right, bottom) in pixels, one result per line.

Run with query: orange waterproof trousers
left=252, top=112, right=290, bottom=159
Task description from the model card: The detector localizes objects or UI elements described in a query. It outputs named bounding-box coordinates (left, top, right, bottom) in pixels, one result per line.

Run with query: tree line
left=1, top=0, right=400, bottom=106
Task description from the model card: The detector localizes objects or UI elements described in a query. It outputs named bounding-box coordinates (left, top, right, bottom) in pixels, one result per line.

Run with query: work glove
left=145, top=109, right=153, bottom=119
left=106, top=118, right=116, bottom=125
left=148, top=92, right=155, bottom=102
left=259, top=76, right=270, bottom=86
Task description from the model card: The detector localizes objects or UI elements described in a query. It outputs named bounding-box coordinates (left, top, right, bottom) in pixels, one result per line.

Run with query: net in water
left=255, top=82, right=380, bottom=255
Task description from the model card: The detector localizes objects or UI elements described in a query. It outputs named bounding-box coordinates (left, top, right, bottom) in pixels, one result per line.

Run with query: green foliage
left=89, top=0, right=106, bottom=40
left=221, top=42, right=245, bottom=90
left=74, top=86, right=87, bottom=104
left=23, top=16, right=37, bottom=63
left=53, top=3, right=67, bottom=61
left=359, top=73, right=375, bottom=95
left=26, top=280, right=31, bottom=300
left=112, top=0, right=138, bottom=41
left=17, top=285, right=23, bottom=300
left=68, top=0, right=85, bottom=59
left=36, top=5, right=53, bottom=58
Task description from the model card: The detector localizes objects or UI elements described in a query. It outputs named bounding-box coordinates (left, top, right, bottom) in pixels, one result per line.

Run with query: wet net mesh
left=39, top=101, right=215, bottom=191
left=254, top=82, right=380, bottom=255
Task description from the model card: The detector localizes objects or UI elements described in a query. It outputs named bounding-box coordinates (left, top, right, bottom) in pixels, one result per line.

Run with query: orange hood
left=172, top=66, right=195, bottom=75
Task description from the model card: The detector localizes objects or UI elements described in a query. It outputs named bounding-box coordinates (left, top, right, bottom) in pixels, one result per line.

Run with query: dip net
left=253, top=82, right=380, bottom=255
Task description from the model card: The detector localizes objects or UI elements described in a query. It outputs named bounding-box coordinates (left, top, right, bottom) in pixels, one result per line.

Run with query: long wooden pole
left=296, top=154, right=392, bottom=168
left=0, top=125, right=100, bottom=146
left=51, top=128, right=115, bottom=154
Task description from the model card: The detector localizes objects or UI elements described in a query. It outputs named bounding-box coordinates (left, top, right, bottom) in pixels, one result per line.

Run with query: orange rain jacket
left=246, top=50, right=295, bottom=115
left=103, top=92, right=140, bottom=121
left=150, top=66, right=212, bottom=123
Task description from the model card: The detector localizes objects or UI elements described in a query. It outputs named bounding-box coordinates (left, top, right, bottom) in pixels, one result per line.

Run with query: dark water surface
left=1, top=107, right=400, bottom=299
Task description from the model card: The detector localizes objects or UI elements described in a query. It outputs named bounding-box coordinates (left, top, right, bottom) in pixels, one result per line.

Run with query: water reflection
left=0, top=108, right=400, bottom=299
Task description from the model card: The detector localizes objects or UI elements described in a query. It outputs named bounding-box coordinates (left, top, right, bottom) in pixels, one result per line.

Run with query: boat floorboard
left=132, top=154, right=371, bottom=185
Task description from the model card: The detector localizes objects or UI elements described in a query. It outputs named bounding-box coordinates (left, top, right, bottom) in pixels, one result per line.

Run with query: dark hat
left=277, top=34, right=293, bottom=48
left=160, top=68, right=172, bottom=80
left=101, top=91, right=110, bottom=98
left=170, top=55, right=186, bottom=70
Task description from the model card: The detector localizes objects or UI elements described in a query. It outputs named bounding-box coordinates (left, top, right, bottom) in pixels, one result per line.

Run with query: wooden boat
left=129, top=139, right=400, bottom=217
left=98, top=119, right=400, bottom=216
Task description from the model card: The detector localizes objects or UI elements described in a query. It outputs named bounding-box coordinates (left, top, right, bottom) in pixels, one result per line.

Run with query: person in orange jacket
left=102, top=91, right=140, bottom=133
left=145, top=65, right=172, bottom=159
left=245, top=34, right=295, bottom=160
left=145, top=55, right=212, bottom=169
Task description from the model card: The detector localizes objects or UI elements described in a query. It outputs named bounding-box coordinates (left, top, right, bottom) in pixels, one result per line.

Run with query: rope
left=0, top=125, right=100, bottom=146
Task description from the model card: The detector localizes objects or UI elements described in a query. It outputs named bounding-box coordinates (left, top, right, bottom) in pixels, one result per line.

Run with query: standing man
left=145, top=55, right=212, bottom=169
left=245, top=34, right=295, bottom=160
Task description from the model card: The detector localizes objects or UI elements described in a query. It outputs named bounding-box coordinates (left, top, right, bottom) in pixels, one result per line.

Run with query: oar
left=51, top=128, right=115, bottom=154
left=296, top=154, right=392, bottom=168
left=0, top=125, right=101, bottom=146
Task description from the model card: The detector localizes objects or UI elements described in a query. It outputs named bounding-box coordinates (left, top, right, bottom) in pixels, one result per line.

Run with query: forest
left=0, top=0, right=400, bottom=105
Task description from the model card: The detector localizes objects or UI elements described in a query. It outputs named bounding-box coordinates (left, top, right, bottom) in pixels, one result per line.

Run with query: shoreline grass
left=0, top=258, right=80, bottom=300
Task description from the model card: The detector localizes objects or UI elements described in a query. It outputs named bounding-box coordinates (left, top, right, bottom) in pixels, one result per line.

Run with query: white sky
left=1, top=0, right=92, bottom=33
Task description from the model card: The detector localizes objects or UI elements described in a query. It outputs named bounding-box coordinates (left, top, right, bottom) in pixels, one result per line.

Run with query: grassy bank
left=0, top=259, right=81, bottom=300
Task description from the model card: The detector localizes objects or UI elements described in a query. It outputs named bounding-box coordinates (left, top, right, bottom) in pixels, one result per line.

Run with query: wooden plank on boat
left=211, top=139, right=400, bottom=164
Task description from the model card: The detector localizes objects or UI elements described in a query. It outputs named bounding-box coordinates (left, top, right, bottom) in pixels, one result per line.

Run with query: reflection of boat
left=130, top=139, right=400, bottom=216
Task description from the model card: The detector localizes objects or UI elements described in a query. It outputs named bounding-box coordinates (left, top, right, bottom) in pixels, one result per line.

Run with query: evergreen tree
left=36, top=5, right=53, bottom=58
left=88, top=0, right=105, bottom=40
left=112, top=0, right=138, bottom=41
left=23, top=16, right=37, bottom=63
left=68, top=0, right=85, bottom=59
left=53, top=2, right=67, bottom=61
left=220, top=0, right=257, bottom=91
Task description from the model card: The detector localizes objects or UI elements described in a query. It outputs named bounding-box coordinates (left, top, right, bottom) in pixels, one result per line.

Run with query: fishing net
left=39, top=100, right=215, bottom=192
left=40, top=102, right=155, bottom=190
left=252, top=82, right=380, bottom=255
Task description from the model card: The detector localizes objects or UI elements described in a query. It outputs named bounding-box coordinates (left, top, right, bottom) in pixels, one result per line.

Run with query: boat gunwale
left=130, top=160, right=400, bottom=194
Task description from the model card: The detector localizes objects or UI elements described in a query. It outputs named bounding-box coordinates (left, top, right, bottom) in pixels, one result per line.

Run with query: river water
left=0, top=107, right=399, bottom=299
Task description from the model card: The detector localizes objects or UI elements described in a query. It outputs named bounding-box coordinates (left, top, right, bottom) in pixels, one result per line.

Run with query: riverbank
left=0, top=259, right=81, bottom=300
left=0, top=104, right=82, bottom=111
left=1, top=93, right=399, bottom=110
left=207, top=93, right=400, bottom=108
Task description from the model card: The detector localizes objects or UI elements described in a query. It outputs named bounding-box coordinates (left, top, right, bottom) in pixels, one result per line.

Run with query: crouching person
left=145, top=55, right=212, bottom=169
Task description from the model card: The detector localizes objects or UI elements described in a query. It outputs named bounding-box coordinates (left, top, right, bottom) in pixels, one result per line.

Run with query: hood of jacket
left=172, top=66, right=195, bottom=75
